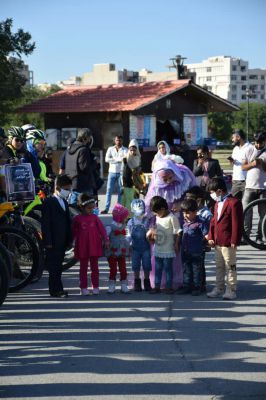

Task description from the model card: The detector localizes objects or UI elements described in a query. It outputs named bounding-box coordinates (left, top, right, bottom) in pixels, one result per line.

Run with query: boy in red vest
left=206, top=177, right=243, bottom=300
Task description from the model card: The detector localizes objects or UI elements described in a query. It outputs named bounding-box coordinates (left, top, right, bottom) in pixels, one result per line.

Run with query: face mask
left=234, top=140, right=240, bottom=147
left=59, top=188, right=71, bottom=200
left=210, top=192, right=222, bottom=202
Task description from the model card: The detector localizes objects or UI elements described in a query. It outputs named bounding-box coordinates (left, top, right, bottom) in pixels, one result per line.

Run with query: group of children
left=41, top=174, right=243, bottom=300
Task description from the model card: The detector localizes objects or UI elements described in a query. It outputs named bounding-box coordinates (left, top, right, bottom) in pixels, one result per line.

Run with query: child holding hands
left=72, top=194, right=109, bottom=295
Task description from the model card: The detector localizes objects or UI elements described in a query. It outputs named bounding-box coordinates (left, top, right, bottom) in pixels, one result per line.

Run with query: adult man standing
left=242, top=132, right=266, bottom=243
left=101, top=135, right=128, bottom=214
left=64, top=128, right=95, bottom=195
left=229, top=129, right=253, bottom=200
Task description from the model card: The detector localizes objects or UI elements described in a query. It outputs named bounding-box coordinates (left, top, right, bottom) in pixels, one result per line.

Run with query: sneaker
left=92, top=288, right=100, bottom=295
left=121, top=280, right=130, bottom=293
left=207, top=287, right=224, bottom=298
left=80, top=288, right=90, bottom=296
left=222, top=288, right=237, bottom=300
left=107, top=280, right=116, bottom=294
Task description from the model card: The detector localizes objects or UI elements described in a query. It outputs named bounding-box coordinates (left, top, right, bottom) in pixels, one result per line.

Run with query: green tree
left=207, top=112, right=234, bottom=141
left=233, top=103, right=266, bottom=136
left=0, top=18, right=35, bottom=123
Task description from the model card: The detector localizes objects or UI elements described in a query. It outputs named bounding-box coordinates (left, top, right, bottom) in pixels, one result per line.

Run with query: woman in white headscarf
left=151, top=140, right=184, bottom=171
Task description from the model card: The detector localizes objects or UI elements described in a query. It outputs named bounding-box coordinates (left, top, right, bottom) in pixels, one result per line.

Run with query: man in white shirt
left=242, top=132, right=266, bottom=242
left=101, top=135, right=128, bottom=214
left=229, top=129, right=253, bottom=200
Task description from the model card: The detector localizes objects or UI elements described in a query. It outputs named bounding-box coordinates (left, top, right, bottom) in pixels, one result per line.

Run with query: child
left=41, top=175, right=72, bottom=298
left=72, top=194, right=109, bottom=295
left=185, top=186, right=213, bottom=291
left=105, top=203, right=130, bottom=293
left=206, top=177, right=243, bottom=300
left=127, top=199, right=151, bottom=292
left=177, top=198, right=209, bottom=296
left=147, top=196, right=180, bottom=294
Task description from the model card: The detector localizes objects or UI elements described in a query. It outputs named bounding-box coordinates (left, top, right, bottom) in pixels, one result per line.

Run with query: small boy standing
left=178, top=198, right=209, bottom=296
left=41, top=175, right=72, bottom=298
left=207, top=177, right=243, bottom=300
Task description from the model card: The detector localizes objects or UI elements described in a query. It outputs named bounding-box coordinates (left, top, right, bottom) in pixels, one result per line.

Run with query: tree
left=207, top=112, right=234, bottom=141
left=0, top=18, right=35, bottom=123
left=233, top=103, right=266, bottom=136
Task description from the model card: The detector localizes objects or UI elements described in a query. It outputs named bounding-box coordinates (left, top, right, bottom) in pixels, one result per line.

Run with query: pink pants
left=79, top=257, right=99, bottom=289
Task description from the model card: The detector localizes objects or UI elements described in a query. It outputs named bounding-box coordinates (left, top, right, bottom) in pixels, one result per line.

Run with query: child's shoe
left=80, top=288, right=90, bottom=296
left=144, top=278, right=151, bottom=292
left=121, top=280, right=130, bottom=293
left=176, top=286, right=191, bottom=295
left=207, top=286, right=224, bottom=298
left=107, top=280, right=116, bottom=294
left=134, top=278, right=142, bottom=292
left=92, top=288, right=100, bottom=295
left=150, top=287, right=161, bottom=294
left=222, top=287, right=237, bottom=300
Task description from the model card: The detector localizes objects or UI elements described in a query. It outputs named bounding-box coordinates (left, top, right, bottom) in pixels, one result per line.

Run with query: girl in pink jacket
left=72, top=194, right=109, bottom=295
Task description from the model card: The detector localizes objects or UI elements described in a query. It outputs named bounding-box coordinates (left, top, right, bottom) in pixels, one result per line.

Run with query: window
left=261, top=75, right=265, bottom=80
left=261, top=94, right=265, bottom=99
left=231, top=94, right=237, bottom=100
left=231, top=85, right=237, bottom=91
left=261, top=85, right=265, bottom=90
left=207, top=86, right=212, bottom=91
left=206, top=67, right=212, bottom=72
left=241, top=94, right=246, bottom=100
left=249, top=75, right=258, bottom=80
left=249, top=85, right=258, bottom=91
left=240, top=66, right=246, bottom=72
left=231, top=75, right=237, bottom=80
left=232, top=65, right=237, bottom=71
left=206, top=76, right=212, bottom=81
left=241, top=76, right=247, bottom=81
left=241, top=85, right=247, bottom=90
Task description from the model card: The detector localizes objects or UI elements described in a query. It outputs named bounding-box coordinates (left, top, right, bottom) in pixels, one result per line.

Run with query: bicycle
left=242, top=197, right=266, bottom=250
left=0, top=241, right=12, bottom=305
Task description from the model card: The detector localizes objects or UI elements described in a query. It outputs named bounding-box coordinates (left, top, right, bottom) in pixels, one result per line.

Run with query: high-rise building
left=186, top=56, right=266, bottom=104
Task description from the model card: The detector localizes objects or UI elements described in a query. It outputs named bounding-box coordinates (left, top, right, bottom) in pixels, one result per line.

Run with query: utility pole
left=246, top=89, right=250, bottom=142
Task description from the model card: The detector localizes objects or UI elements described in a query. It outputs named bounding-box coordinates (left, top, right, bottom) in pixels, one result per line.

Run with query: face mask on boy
left=59, top=188, right=71, bottom=200
left=210, top=192, right=222, bottom=202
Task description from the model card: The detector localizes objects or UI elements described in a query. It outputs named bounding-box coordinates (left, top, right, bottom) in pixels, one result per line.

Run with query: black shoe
left=176, top=287, right=191, bottom=295
left=144, top=278, right=151, bottom=292
left=134, top=278, right=142, bottom=292
left=150, top=287, right=161, bottom=294
left=101, top=209, right=108, bottom=214
left=162, top=288, right=174, bottom=294
left=51, top=291, right=68, bottom=298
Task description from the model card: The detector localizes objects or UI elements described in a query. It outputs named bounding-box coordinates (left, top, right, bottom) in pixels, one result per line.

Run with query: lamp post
left=246, top=88, right=250, bottom=141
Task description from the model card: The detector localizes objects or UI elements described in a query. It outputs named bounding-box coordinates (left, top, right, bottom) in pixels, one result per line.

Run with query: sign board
left=183, top=114, right=208, bottom=146
left=129, top=115, right=156, bottom=147
left=4, top=163, right=35, bottom=202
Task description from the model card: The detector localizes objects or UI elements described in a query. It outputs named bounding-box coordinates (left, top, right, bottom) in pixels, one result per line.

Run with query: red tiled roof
left=18, top=80, right=191, bottom=113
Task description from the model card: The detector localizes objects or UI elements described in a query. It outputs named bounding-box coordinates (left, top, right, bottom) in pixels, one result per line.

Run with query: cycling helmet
left=7, top=126, right=26, bottom=139
left=21, top=123, right=36, bottom=133
left=26, top=129, right=45, bottom=142
left=0, top=127, right=7, bottom=138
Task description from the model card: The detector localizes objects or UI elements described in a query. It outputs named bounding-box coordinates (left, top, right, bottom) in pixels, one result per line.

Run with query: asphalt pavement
left=0, top=190, right=266, bottom=399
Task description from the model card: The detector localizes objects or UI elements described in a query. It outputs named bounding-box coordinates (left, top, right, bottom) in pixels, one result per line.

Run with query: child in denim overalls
left=127, top=199, right=151, bottom=292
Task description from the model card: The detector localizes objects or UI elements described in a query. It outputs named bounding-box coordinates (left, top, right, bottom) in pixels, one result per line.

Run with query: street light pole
left=246, top=89, right=250, bottom=141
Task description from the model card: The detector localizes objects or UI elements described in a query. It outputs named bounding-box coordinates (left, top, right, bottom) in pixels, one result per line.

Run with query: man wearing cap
left=229, top=129, right=253, bottom=200
left=242, top=132, right=266, bottom=243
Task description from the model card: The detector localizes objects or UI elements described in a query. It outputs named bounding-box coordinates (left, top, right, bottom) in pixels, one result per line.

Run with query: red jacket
left=207, top=195, right=243, bottom=247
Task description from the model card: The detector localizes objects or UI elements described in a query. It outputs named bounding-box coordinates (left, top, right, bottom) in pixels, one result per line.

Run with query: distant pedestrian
left=101, top=135, right=128, bottom=214
left=41, top=175, right=72, bottom=298
left=122, top=139, right=141, bottom=214
left=193, top=145, right=223, bottom=188
left=207, top=177, right=243, bottom=300
left=229, top=129, right=253, bottom=200
left=241, top=132, right=266, bottom=244
left=72, top=194, right=109, bottom=296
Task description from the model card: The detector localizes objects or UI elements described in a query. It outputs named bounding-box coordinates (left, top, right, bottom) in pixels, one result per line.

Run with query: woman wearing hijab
left=122, top=139, right=143, bottom=214
left=151, top=140, right=184, bottom=171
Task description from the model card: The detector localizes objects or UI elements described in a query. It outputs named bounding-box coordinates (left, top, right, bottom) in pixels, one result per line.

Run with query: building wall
left=187, top=56, right=266, bottom=105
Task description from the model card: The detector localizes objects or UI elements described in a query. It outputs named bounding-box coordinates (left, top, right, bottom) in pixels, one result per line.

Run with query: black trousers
left=45, top=249, right=65, bottom=295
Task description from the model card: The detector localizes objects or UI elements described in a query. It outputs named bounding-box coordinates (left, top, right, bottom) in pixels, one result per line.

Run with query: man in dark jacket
left=64, top=128, right=96, bottom=195
left=193, top=145, right=223, bottom=188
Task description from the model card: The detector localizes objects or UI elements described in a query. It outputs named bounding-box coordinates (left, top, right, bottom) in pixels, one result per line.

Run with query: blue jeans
left=105, top=172, right=122, bottom=211
left=182, top=252, right=203, bottom=289
left=132, top=249, right=152, bottom=272
left=155, top=257, right=173, bottom=289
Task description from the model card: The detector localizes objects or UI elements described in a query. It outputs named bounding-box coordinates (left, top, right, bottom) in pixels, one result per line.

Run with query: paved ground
left=0, top=190, right=266, bottom=399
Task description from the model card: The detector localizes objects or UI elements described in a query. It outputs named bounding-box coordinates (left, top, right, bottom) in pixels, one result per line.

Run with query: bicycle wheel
left=0, top=249, right=10, bottom=306
left=0, top=226, right=39, bottom=292
left=243, top=198, right=266, bottom=250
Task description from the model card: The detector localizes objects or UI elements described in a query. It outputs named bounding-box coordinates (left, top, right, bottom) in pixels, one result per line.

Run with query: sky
left=2, top=0, right=266, bottom=84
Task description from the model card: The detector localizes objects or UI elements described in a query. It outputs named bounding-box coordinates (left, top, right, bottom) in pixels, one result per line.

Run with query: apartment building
left=186, top=56, right=266, bottom=105
left=7, top=56, right=34, bottom=86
